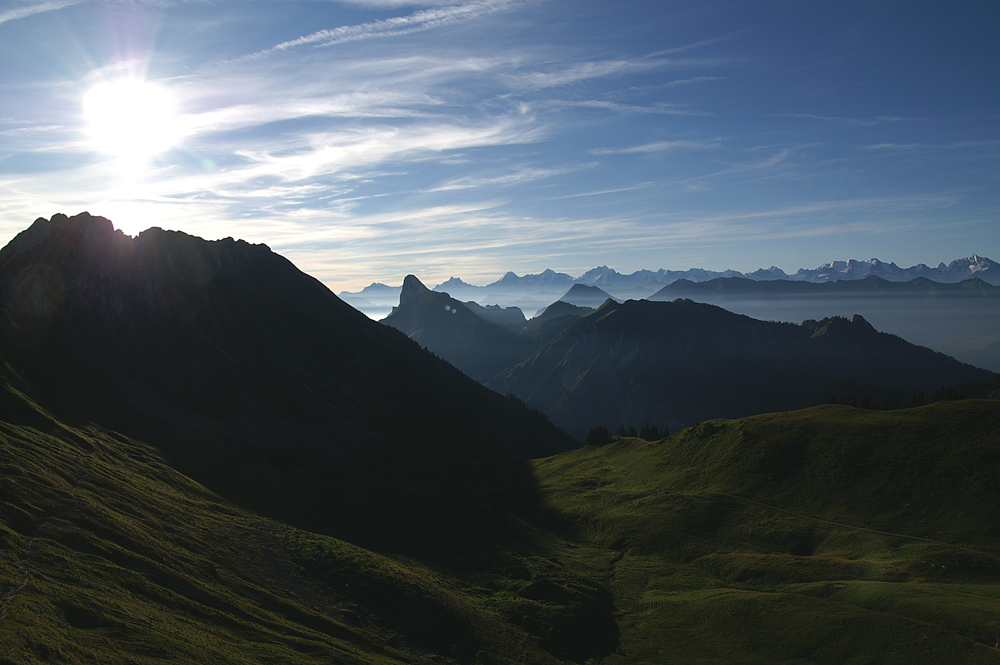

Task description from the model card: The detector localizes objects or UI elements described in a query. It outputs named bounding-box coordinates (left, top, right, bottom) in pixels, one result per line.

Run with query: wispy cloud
left=550, top=183, right=654, bottom=200
left=0, top=124, right=65, bottom=137
left=670, top=148, right=792, bottom=185
left=215, top=115, right=543, bottom=182
left=61, top=114, right=549, bottom=229
left=645, top=34, right=741, bottom=58
left=503, top=57, right=722, bottom=91
left=670, top=194, right=961, bottom=226
left=659, top=76, right=724, bottom=88
left=175, top=90, right=443, bottom=141
left=590, top=140, right=720, bottom=155
left=239, top=0, right=519, bottom=61
left=335, top=0, right=459, bottom=7
left=777, top=113, right=917, bottom=127
left=862, top=140, right=999, bottom=151
left=427, top=164, right=588, bottom=192
left=862, top=143, right=922, bottom=151
left=0, top=0, right=80, bottom=26
left=551, top=99, right=709, bottom=116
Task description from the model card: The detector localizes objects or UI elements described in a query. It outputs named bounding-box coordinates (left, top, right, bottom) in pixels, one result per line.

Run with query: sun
left=83, top=78, right=179, bottom=164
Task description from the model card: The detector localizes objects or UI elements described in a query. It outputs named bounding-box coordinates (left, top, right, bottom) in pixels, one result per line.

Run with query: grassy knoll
left=532, top=400, right=1000, bottom=664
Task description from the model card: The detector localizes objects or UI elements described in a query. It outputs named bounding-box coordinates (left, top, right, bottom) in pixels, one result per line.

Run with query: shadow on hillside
left=132, top=422, right=550, bottom=571
left=0, top=347, right=620, bottom=662
left=146, top=431, right=622, bottom=663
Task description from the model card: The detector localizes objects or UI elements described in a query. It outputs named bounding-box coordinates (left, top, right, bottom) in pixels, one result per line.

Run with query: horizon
left=345, top=253, right=997, bottom=292
left=1, top=1, right=997, bottom=293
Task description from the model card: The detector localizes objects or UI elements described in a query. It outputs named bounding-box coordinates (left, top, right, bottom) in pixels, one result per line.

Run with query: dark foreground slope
left=491, top=298, right=997, bottom=437
left=0, top=385, right=611, bottom=665
left=534, top=400, right=1000, bottom=664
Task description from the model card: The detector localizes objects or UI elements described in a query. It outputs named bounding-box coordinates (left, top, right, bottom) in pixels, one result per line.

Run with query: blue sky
left=1, top=0, right=997, bottom=291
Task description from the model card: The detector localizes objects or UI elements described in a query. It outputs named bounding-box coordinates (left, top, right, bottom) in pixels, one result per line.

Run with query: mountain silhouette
left=0, top=214, right=575, bottom=505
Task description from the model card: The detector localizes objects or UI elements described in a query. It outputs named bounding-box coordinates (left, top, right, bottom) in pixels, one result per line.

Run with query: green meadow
left=534, top=400, right=1000, bottom=664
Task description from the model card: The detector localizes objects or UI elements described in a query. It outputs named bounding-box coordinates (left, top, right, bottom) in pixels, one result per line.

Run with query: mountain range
left=385, top=276, right=998, bottom=438
left=340, top=255, right=1000, bottom=316
left=375, top=272, right=1000, bottom=372
left=3, top=213, right=1000, bottom=664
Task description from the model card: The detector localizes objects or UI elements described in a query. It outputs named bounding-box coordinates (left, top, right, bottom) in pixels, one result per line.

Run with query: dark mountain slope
left=464, top=301, right=528, bottom=328
left=0, top=383, right=602, bottom=665
left=382, top=277, right=599, bottom=383
left=381, top=275, right=535, bottom=383
left=489, top=298, right=997, bottom=437
left=524, top=301, right=593, bottom=346
left=530, top=300, right=593, bottom=325
left=0, top=214, right=575, bottom=509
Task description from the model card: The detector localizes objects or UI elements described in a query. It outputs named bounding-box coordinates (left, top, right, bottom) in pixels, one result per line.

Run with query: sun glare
left=83, top=79, right=179, bottom=164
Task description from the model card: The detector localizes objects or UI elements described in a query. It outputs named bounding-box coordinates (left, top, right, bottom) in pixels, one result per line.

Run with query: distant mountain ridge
left=381, top=273, right=998, bottom=437
left=340, top=255, right=1000, bottom=315
left=750, top=255, right=999, bottom=284
left=649, top=275, right=1000, bottom=372
left=650, top=274, right=1000, bottom=299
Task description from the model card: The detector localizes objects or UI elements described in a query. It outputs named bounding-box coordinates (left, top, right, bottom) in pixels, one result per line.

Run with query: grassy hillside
left=0, top=386, right=584, bottom=665
left=533, top=400, right=1000, bottom=664
left=3, top=393, right=999, bottom=663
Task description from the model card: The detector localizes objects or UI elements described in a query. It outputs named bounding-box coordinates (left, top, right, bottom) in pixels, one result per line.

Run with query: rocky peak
left=0, top=212, right=123, bottom=266
left=401, top=274, right=430, bottom=294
